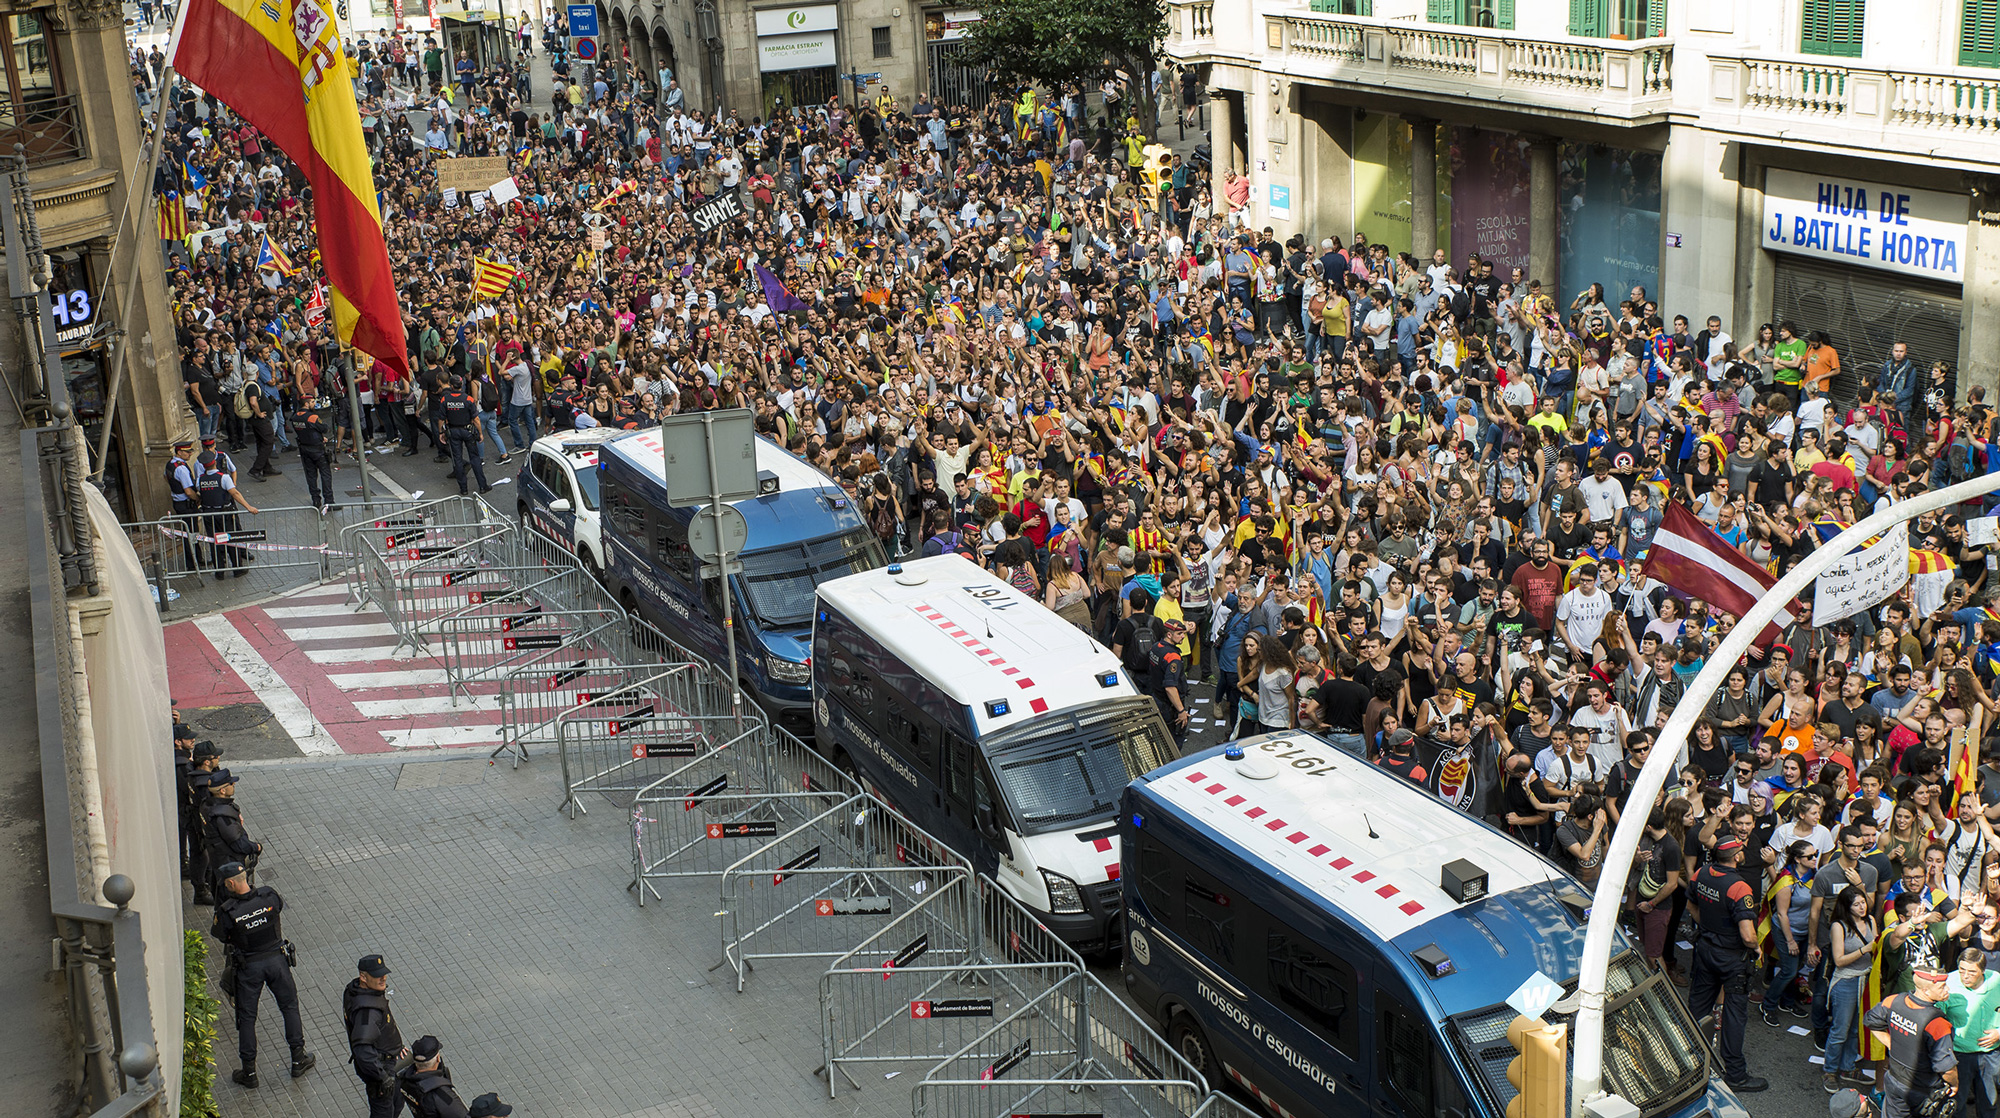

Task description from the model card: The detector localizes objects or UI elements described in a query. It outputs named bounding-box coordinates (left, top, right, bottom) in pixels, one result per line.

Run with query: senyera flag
left=169, top=0, right=407, bottom=378
left=1641, top=500, right=1796, bottom=645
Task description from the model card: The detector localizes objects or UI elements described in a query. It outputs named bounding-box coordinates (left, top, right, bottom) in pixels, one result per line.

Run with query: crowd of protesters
left=131, top=19, right=2000, bottom=1112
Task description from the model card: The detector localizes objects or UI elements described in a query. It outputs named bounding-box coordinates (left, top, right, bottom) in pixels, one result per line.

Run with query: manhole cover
left=200, top=703, right=272, bottom=731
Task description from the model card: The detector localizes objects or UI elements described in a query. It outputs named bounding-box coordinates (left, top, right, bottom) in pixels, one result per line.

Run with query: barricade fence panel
left=820, top=873, right=1083, bottom=1096
left=556, top=681, right=729, bottom=814
left=500, top=661, right=699, bottom=758
left=630, top=724, right=861, bottom=894
left=910, top=972, right=1209, bottom=1118
left=433, top=606, right=624, bottom=693
left=125, top=504, right=349, bottom=612
left=1188, top=1093, right=1262, bottom=1118
left=719, top=795, right=974, bottom=992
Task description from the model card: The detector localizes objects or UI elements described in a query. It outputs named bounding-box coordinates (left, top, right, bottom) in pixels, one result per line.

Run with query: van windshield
left=1454, top=953, right=1706, bottom=1118
left=737, top=531, right=885, bottom=629
left=566, top=457, right=601, bottom=510
left=984, top=699, right=1177, bottom=835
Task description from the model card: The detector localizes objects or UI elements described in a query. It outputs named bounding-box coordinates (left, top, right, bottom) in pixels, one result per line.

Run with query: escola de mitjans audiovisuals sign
left=1761, top=168, right=1968, bottom=285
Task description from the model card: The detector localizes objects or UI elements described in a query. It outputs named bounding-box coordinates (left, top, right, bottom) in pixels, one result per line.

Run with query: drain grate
left=199, top=703, right=272, bottom=731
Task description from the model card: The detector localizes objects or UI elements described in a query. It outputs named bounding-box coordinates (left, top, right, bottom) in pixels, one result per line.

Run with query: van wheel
left=1168, top=1013, right=1217, bottom=1083
left=832, top=749, right=863, bottom=793
left=580, top=549, right=603, bottom=584
left=515, top=501, right=529, bottom=524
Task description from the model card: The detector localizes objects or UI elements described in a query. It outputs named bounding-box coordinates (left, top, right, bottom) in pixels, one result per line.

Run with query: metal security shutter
left=1771, top=255, right=1962, bottom=408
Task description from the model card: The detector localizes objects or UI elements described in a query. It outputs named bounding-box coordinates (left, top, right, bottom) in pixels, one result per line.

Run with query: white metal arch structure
left=1572, top=470, right=2000, bottom=1113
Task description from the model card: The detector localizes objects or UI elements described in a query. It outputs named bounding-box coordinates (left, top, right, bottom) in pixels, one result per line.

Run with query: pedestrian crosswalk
left=168, top=583, right=513, bottom=754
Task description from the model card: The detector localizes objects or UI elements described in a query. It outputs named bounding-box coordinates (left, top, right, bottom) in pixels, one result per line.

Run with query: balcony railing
left=1170, top=8, right=1674, bottom=119
left=1705, top=50, right=2000, bottom=159
left=0, top=93, right=87, bottom=168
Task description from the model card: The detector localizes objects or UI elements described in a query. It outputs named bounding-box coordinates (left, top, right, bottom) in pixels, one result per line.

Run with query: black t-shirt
left=1547, top=521, right=1591, bottom=563
left=1315, top=677, right=1371, bottom=733
left=1750, top=459, right=1794, bottom=511
left=1487, top=607, right=1531, bottom=655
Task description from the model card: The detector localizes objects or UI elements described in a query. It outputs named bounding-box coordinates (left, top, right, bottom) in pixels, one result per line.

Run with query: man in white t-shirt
left=1578, top=458, right=1630, bottom=524
left=1568, top=681, right=1634, bottom=771
left=1556, top=562, right=1615, bottom=659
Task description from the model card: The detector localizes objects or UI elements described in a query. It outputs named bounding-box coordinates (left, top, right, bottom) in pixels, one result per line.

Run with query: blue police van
left=1121, top=732, right=1748, bottom=1118
left=597, top=431, right=886, bottom=733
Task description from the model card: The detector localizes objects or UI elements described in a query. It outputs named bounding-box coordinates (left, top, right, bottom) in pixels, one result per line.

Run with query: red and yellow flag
left=471, top=257, right=518, bottom=300
left=169, top=0, right=406, bottom=377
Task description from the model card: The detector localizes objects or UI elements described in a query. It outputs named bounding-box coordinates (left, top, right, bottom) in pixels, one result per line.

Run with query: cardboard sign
left=691, top=191, right=745, bottom=234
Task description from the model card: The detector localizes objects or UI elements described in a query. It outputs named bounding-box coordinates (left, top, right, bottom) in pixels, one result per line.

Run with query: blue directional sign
left=566, top=4, right=598, bottom=36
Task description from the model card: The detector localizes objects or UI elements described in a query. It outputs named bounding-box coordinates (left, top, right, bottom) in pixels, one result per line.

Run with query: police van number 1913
left=1249, top=738, right=1340, bottom=777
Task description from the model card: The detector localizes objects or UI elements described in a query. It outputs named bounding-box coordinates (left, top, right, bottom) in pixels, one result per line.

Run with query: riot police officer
left=399, top=1036, right=473, bottom=1118
left=210, top=862, right=314, bottom=1086
left=201, top=770, right=262, bottom=894
left=439, top=376, right=491, bottom=496
left=172, top=711, right=197, bottom=877
left=185, top=749, right=226, bottom=903
left=345, top=954, right=408, bottom=1118
left=295, top=408, right=338, bottom=512
left=1687, top=837, right=1768, bottom=1093
left=194, top=450, right=260, bottom=578
left=1147, top=617, right=1190, bottom=751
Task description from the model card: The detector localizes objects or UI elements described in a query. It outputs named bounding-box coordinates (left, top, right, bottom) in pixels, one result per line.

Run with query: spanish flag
left=169, top=0, right=407, bottom=377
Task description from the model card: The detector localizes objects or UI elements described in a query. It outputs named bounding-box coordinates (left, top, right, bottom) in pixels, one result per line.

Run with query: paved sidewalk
left=196, top=753, right=903, bottom=1118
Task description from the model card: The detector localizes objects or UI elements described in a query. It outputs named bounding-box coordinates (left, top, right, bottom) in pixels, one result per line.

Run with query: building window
left=871, top=24, right=892, bottom=57
left=1, top=11, right=81, bottom=167
left=1310, top=0, right=1374, bottom=13
left=1428, top=0, right=1513, bottom=27
left=1567, top=0, right=1665, bottom=36
left=1801, top=0, right=1864, bottom=56
left=1964, top=0, right=2000, bottom=66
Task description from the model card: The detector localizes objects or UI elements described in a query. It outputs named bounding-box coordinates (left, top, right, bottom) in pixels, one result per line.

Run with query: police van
left=599, top=431, right=886, bottom=734
left=1121, top=732, right=1747, bottom=1118
left=812, top=553, right=1178, bottom=952
left=515, top=427, right=624, bottom=579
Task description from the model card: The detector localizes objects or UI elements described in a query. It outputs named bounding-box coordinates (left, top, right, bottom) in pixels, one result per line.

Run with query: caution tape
left=154, top=523, right=358, bottom=557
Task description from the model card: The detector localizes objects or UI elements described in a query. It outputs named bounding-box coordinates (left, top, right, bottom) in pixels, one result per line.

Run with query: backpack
left=231, top=381, right=257, bottom=419
left=1949, top=436, right=1983, bottom=485
left=1122, top=613, right=1160, bottom=675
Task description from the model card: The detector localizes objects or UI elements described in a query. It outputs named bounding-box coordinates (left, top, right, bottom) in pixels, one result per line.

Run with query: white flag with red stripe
left=1641, top=500, right=1796, bottom=645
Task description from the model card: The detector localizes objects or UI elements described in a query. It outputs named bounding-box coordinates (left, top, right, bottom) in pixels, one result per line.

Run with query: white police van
left=515, top=427, right=623, bottom=579
left=1121, top=732, right=1748, bottom=1118
left=812, top=553, right=1178, bottom=953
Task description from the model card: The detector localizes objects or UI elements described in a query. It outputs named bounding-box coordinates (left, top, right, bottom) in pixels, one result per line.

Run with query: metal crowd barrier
left=630, top=724, right=862, bottom=896
left=433, top=606, right=624, bottom=694
left=907, top=971, right=1209, bottom=1118
left=554, top=675, right=721, bottom=816
left=718, top=794, right=974, bottom=993
left=497, top=659, right=696, bottom=763
left=820, top=874, right=1084, bottom=1096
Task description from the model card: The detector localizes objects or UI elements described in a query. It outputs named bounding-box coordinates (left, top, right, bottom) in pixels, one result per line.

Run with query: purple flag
left=757, top=265, right=807, bottom=315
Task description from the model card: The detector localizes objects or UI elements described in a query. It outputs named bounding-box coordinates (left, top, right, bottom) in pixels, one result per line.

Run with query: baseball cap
left=1385, top=728, right=1415, bottom=750
left=1830, top=1088, right=1864, bottom=1118
left=358, top=954, right=390, bottom=977
left=469, top=1094, right=514, bottom=1118
left=215, top=861, right=246, bottom=880
left=210, top=768, right=237, bottom=786
left=411, top=1035, right=442, bottom=1060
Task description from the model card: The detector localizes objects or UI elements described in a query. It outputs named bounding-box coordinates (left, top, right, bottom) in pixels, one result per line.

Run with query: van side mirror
left=975, top=804, right=1001, bottom=841
left=549, top=497, right=572, bottom=514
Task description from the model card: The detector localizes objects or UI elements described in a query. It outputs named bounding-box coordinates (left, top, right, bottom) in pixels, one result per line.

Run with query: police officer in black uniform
left=210, top=862, right=315, bottom=1086
left=346, top=954, right=408, bottom=1117
left=195, top=450, right=261, bottom=577
left=295, top=408, right=337, bottom=512
left=1865, top=966, right=1960, bottom=1118
left=172, top=710, right=198, bottom=877
left=439, top=376, right=491, bottom=496
left=202, top=770, right=263, bottom=894
left=1147, top=617, right=1190, bottom=751
left=467, top=1093, right=513, bottom=1117
left=399, top=1036, right=473, bottom=1118
left=166, top=439, right=202, bottom=569
left=185, top=749, right=226, bottom=903
left=1687, top=837, right=1768, bottom=1093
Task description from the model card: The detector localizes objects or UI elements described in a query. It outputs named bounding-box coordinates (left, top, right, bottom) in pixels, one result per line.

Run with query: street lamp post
left=1571, top=469, right=2000, bottom=1114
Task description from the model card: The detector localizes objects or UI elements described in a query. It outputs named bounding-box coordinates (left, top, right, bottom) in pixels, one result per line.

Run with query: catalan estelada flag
left=157, top=192, right=187, bottom=241
left=256, top=233, right=299, bottom=276
left=470, top=256, right=518, bottom=300
left=169, top=0, right=407, bottom=377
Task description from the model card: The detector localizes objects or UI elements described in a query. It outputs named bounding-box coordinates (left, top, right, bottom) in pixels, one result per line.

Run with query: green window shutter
left=1429, top=0, right=1458, bottom=23
left=1802, top=0, right=1865, bottom=56
left=1646, top=0, right=1665, bottom=36
left=1964, top=0, right=2000, bottom=67
left=1359, top=0, right=1373, bottom=13
left=1569, top=0, right=1605, bottom=36
left=1498, top=0, right=1515, bottom=28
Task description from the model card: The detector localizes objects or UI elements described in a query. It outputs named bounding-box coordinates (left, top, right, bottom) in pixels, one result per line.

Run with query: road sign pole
left=1569, top=468, right=2000, bottom=1115
left=700, top=411, right=744, bottom=728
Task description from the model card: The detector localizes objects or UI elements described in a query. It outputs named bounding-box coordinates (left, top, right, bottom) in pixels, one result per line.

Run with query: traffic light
left=1505, top=1015, right=1568, bottom=1118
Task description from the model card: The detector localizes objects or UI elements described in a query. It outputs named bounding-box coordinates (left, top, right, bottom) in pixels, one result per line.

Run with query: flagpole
left=93, top=52, right=184, bottom=479
left=343, top=340, right=373, bottom=503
